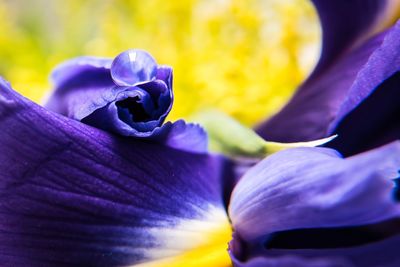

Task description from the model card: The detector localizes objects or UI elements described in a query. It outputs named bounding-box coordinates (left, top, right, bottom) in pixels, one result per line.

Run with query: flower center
left=117, top=96, right=153, bottom=123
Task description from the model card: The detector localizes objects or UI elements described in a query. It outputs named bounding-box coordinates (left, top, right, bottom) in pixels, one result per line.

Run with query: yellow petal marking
left=130, top=207, right=233, bottom=267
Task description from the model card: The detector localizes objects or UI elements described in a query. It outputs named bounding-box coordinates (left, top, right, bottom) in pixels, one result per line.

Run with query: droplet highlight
left=111, top=49, right=158, bottom=86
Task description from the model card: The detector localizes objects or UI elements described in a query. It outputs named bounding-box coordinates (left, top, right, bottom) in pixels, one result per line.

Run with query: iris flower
left=1, top=1, right=400, bottom=267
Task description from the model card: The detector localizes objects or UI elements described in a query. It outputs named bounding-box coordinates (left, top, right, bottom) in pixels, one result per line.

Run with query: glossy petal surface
left=0, top=79, right=229, bottom=266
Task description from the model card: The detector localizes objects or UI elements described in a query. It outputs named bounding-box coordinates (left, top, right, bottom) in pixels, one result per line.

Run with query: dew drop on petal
left=111, top=49, right=158, bottom=86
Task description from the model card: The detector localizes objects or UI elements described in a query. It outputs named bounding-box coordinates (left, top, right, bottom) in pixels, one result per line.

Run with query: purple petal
left=327, top=71, right=400, bottom=156
left=50, top=56, right=113, bottom=89
left=256, top=16, right=400, bottom=147
left=229, top=142, right=400, bottom=242
left=156, top=65, right=173, bottom=90
left=231, top=255, right=350, bottom=267
left=75, top=82, right=170, bottom=135
left=230, top=221, right=400, bottom=266
left=154, top=120, right=208, bottom=153
left=327, top=21, right=400, bottom=133
left=310, top=0, right=395, bottom=75
left=0, top=79, right=229, bottom=266
left=254, top=231, right=400, bottom=267
left=228, top=232, right=350, bottom=267
left=45, top=51, right=205, bottom=152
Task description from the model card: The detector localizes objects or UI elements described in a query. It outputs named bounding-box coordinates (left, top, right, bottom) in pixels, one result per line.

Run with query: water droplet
left=111, top=49, right=158, bottom=86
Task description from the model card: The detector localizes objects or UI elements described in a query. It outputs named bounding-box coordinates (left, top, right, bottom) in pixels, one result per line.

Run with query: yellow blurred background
left=0, top=0, right=320, bottom=125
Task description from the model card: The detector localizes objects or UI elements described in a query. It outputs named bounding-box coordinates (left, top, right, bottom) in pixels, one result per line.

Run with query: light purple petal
left=257, top=16, right=400, bottom=148
left=229, top=142, right=400, bottom=242
left=0, top=79, right=229, bottom=266
left=50, top=56, right=113, bottom=89
left=46, top=52, right=173, bottom=132
left=155, top=120, right=208, bottom=153
left=156, top=65, right=173, bottom=90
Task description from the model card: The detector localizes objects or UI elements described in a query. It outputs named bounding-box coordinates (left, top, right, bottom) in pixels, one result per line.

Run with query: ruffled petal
left=46, top=50, right=173, bottom=133
left=257, top=13, right=400, bottom=147
left=229, top=142, right=400, bottom=242
left=77, top=83, right=170, bottom=135
left=45, top=50, right=206, bottom=152
left=156, top=120, right=208, bottom=153
left=0, top=79, right=230, bottom=266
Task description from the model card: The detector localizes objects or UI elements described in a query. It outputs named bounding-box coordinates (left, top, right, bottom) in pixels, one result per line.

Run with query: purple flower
left=0, top=1, right=400, bottom=267
left=46, top=49, right=207, bottom=153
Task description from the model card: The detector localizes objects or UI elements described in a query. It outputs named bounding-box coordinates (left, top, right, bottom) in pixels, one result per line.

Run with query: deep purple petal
left=257, top=20, right=400, bottom=148
left=327, top=22, right=400, bottom=133
left=255, top=231, right=400, bottom=267
left=310, top=0, right=396, bottom=75
left=229, top=142, right=400, bottom=242
left=231, top=254, right=350, bottom=267
left=50, top=56, right=113, bottom=90
left=326, top=71, right=400, bottom=156
left=230, top=221, right=400, bottom=266
left=0, top=79, right=229, bottom=266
